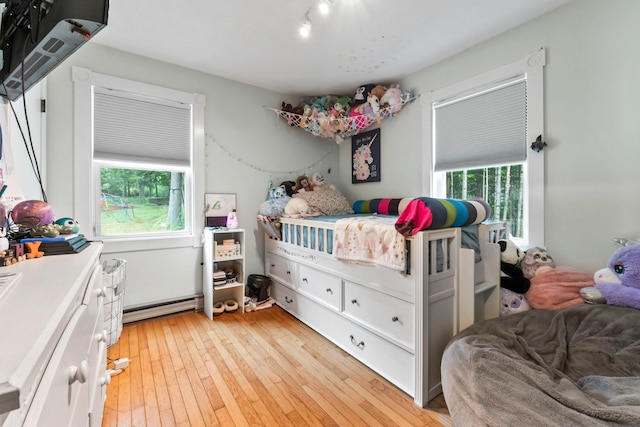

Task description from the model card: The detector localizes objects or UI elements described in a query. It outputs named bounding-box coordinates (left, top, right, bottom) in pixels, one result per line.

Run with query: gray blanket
left=441, top=304, right=640, bottom=426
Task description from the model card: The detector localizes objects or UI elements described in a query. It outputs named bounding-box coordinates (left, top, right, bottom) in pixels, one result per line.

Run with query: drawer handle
left=326, top=288, right=333, bottom=294
left=271, top=263, right=275, bottom=268
left=351, top=299, right=358, bottom=305
left=96, top=330, right=108, bottom=343
left=302, top=277, right=308, bottom=283
left=392, top=316, right=399, bottom=322
left=286, top=270, right=291, bottom=275
left=350, top=335, right=365, bottom=349
left=285, top=296, right=293, bottom=304
left=69, top=360, right=89, bottom=384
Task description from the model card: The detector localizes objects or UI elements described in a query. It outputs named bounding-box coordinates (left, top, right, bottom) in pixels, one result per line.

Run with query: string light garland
left=299, top=0, right=334, bottom=38
left=205, top=133, right=334, bottom=181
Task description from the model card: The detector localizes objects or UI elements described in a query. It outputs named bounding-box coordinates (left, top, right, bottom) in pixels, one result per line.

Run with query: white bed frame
left=264, top=217, right=506, bottom=407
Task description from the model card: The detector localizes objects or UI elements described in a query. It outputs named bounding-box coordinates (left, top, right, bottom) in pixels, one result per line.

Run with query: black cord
left=0, top=2, right=48, bottom=203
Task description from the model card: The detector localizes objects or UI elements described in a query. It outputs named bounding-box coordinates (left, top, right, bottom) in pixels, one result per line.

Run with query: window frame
left=422, top=49, right=545, bottom=248
left=73, top=66, right=205, bottom=252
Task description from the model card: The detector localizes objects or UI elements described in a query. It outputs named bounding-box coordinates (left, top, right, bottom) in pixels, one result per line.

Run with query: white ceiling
left=92, top=0, right=571, bottom=96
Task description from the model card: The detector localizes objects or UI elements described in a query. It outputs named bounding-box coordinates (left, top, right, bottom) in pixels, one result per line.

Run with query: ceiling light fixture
left=299, top=15, right=312, bottom=37
left=318, top=0, right=332, bottom=15
left=299, top=0, right=336, bottom=38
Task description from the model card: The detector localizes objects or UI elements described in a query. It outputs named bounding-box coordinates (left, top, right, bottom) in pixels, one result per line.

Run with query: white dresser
left=0, top=243, right=107, bottom=427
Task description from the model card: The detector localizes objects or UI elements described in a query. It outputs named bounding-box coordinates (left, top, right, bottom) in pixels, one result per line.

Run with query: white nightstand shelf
left=203, top=228, right=245, bottom=319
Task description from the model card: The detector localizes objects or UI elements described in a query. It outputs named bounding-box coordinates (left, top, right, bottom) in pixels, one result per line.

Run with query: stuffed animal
left=581, top=244, right=640, bottom=309
left=522, top=246, right=556, bottom=279
left=380, top=84, right=403, bottom=114
left=498, top=239, right=530, bottom=294
left=594, top=266, right=622, bottom=284
left=294, top=175, right=313, bottom=193
left=258, top=184, right=291, bottom=217
left=370, top=85, right=387, bottom=100
left=333, top=96, right=351, bottom=116
left=367, top=93, right=380, bottom=115
left=280, top=180, right=296, bottom=197
left=310, top=172, right=336, bottom=191
left=353, top=84, right=376, bottom=105
left=500, top=288, right=531, bottom=317
left=284, top=198, right=310, bottom=216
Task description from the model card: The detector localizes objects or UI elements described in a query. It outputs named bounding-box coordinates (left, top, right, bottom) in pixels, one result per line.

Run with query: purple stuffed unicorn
left=581, top=244, right=640, bottom=309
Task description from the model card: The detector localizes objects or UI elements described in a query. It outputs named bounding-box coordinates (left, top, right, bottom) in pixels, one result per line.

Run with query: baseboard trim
left=123, top=296, right=204, bottom=323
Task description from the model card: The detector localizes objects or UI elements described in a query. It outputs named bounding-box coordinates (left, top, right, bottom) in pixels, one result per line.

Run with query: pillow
left=293, top=188, right=353, bottom=216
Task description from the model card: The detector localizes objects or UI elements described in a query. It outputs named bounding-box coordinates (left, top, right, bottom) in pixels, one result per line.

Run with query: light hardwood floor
left=102, top=305, right=450, bottom=426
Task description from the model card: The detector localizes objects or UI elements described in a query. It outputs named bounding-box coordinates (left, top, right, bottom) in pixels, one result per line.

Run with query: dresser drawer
left=266, top=253, right=297, bottom=288
left=298, top=265, right=342, bottom=311
left=343, top=280, right=414, bottom=350
left=23, top=305, right=93, bottom=427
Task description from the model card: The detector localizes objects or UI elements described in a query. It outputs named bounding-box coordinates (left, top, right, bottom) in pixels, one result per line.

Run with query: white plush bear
left=284, top=198, right=310, bottom=216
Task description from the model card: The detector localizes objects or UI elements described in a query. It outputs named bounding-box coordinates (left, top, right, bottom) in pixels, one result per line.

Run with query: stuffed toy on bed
left=498, top=239, right=531, bottom=316
left=523, top=247, right=594, bottom=310
left=580, top=243, right=640, bottom=310
left=498, top=239, right=530, bottom=294
left=258, top=183, right=291, bottom=217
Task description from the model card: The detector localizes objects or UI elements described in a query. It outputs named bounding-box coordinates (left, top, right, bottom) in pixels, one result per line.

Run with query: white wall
left=45, top=44, right=338, bottom=308
left=338, top=0, right=640, bottom=272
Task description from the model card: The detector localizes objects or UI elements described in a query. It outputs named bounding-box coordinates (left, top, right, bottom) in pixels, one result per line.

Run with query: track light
left=299, top=0, right=337, bottom=38
left=318, top=0, right=332, bottom=15
left=299, top=16, right=312, bottom=37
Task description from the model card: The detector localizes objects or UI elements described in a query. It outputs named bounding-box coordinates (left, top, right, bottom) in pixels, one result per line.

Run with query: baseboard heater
left=122, top=296, right=204, bottom=324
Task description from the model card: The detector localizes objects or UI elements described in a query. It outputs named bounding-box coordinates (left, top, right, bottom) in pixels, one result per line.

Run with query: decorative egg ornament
left=10, top=200, right=55, bottom=228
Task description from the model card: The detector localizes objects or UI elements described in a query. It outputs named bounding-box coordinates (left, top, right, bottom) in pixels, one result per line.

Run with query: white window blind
left=434, top=77, right=527, bottom=172
left=93, top=87, right=192, bottom=167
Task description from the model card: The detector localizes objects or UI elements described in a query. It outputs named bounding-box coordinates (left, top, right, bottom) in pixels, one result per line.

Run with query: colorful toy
left=581, top=244, right=640, bottom=309
left=54, top=217, right=80, bottom=234
left=10, top=200, right=55, bottom=229
left=380, top=84, right=403, bottom=114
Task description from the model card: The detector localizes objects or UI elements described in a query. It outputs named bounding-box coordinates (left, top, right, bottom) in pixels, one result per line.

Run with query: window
left=73, top=67, right=205, bottom=252
left=423, top=49, right=545, bottom=247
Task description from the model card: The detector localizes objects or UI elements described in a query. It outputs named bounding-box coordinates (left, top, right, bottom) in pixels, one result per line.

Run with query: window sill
left=98, top=234, right=202, bottom=254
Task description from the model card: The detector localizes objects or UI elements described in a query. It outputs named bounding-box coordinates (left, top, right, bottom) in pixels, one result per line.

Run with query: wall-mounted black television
left=0, top=0, right=109, bottom=101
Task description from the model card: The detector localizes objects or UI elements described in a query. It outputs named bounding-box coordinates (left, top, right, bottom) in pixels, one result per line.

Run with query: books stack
left=20, top=234, right=90, bottom=255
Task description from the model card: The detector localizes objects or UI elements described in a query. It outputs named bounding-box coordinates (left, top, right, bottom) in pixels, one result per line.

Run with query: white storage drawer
left=298, top=265, right=342, bottom=312
left=293, top=290, right=415, bottom=396
left=343, top=280, right=415, bottom=350
left=271, top=280, right=301, bottom=316
left=267, top=252, right=298, bottom=288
